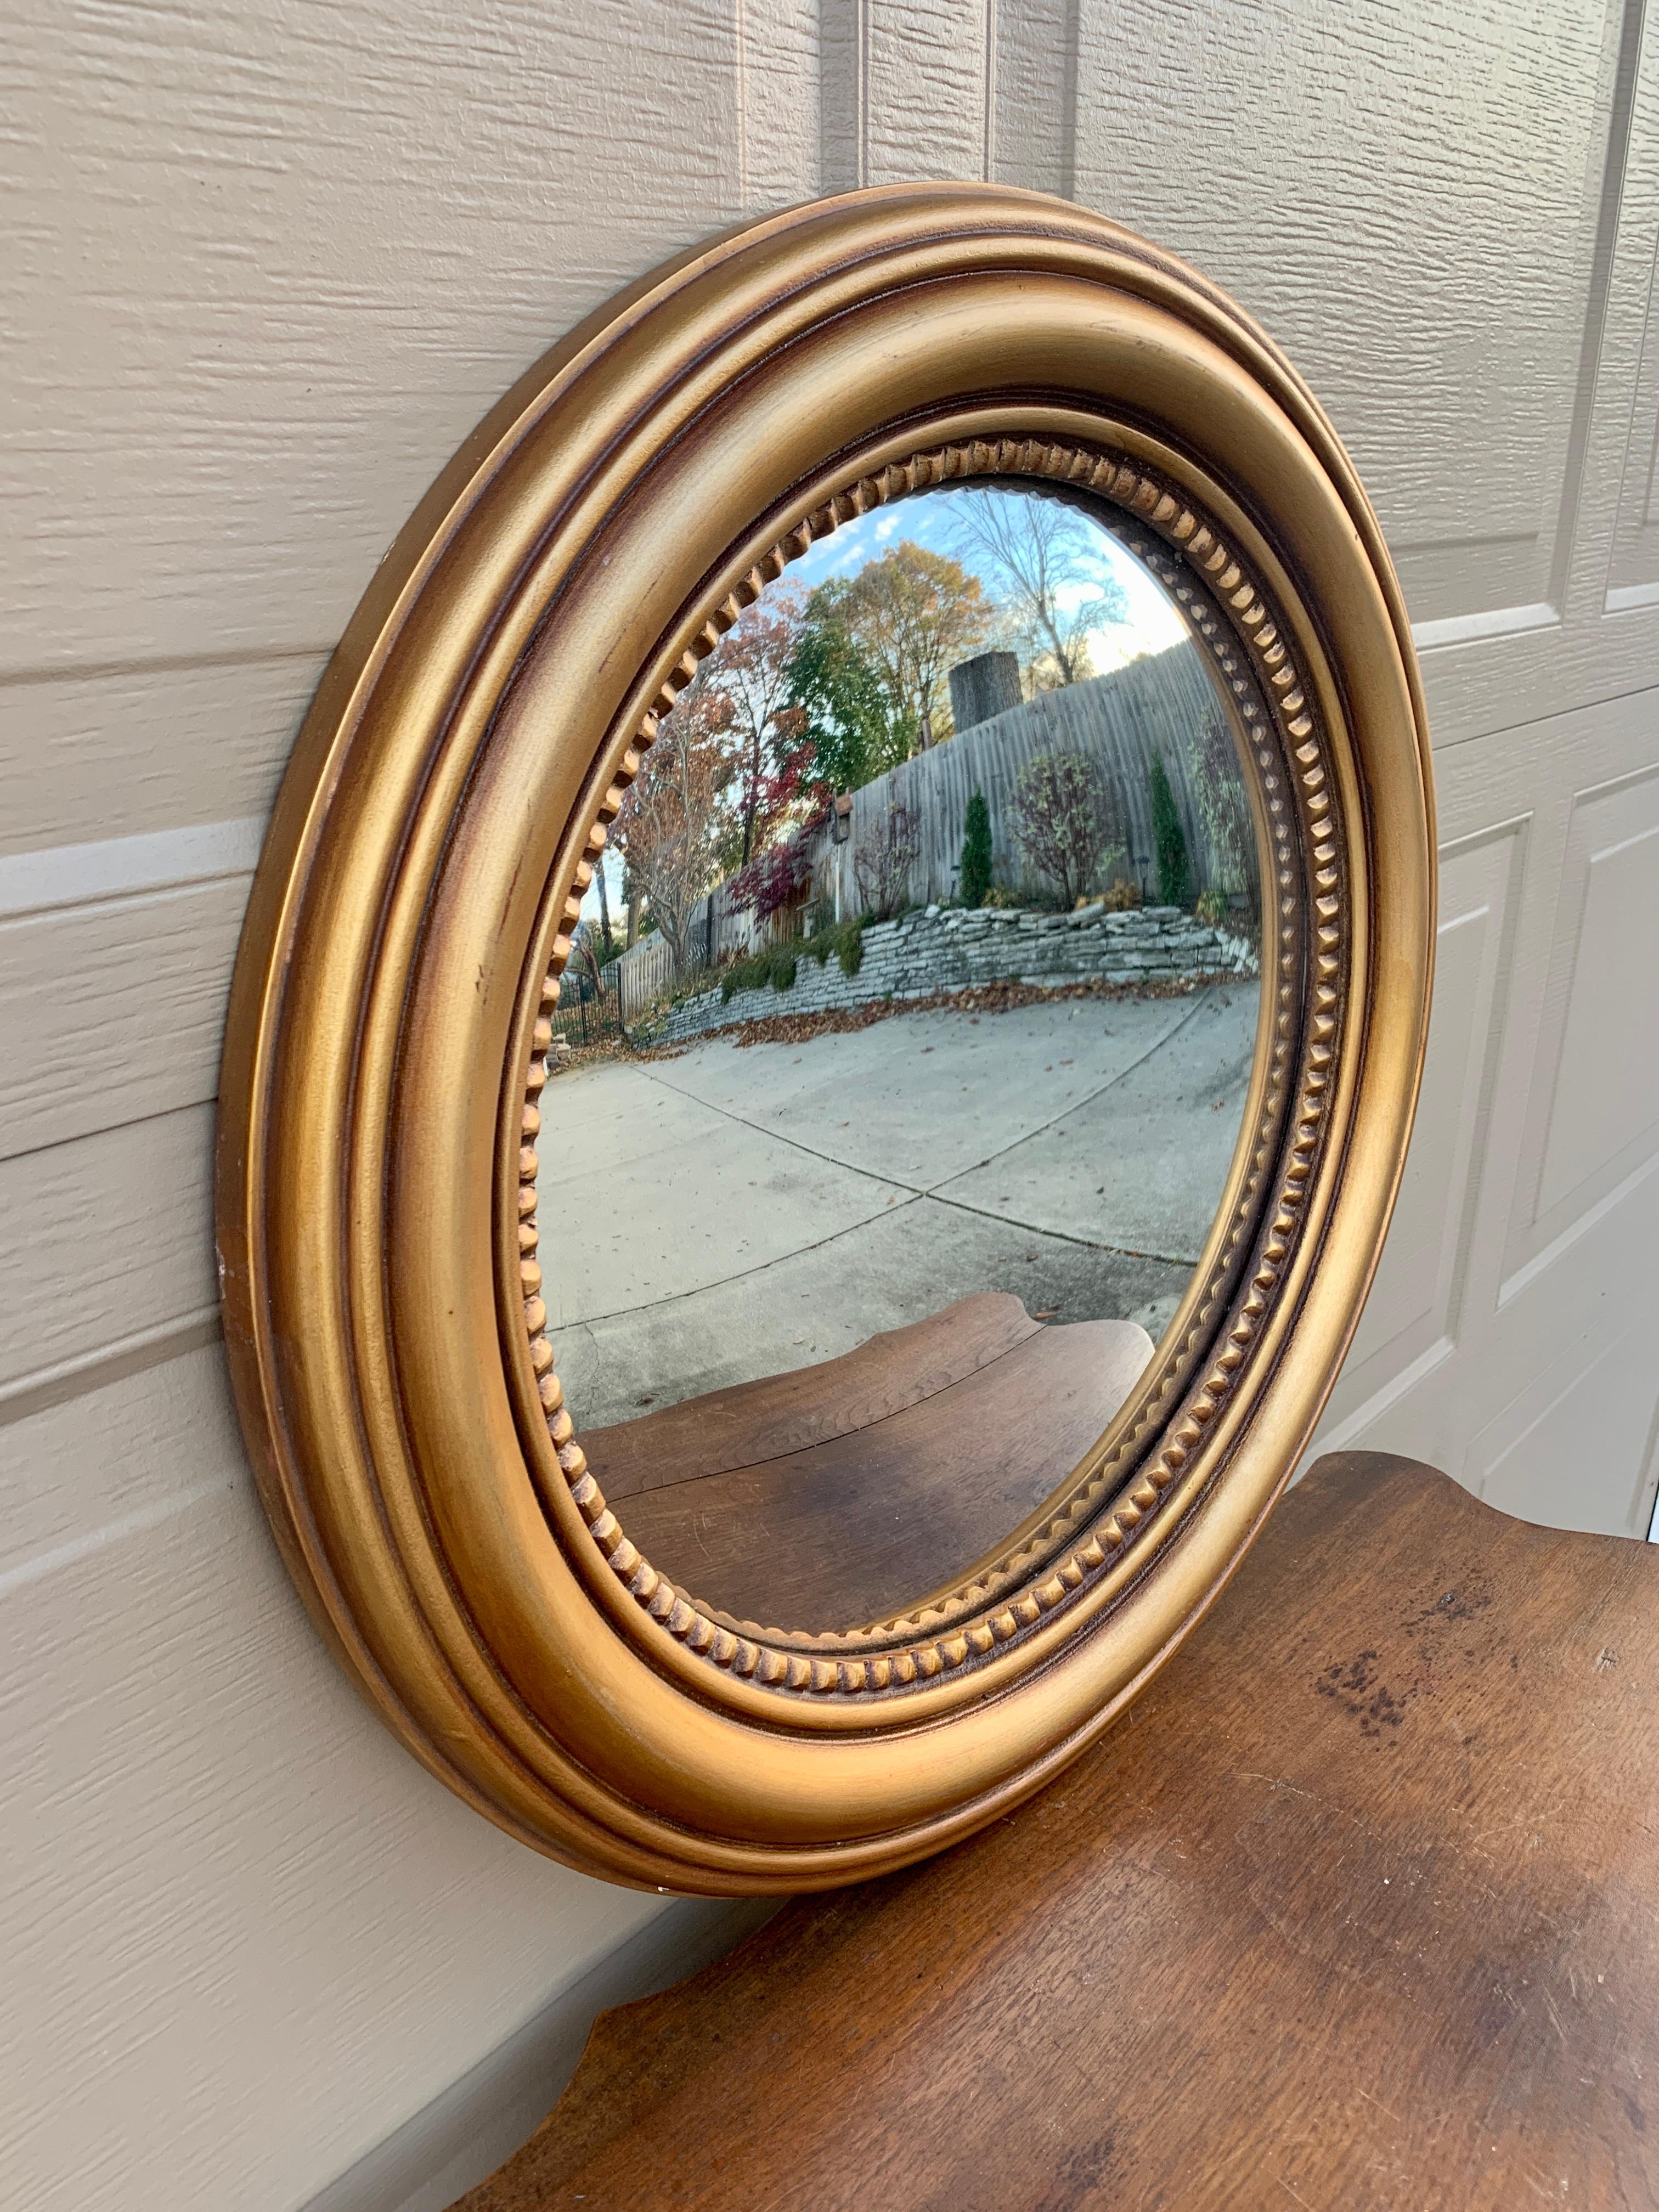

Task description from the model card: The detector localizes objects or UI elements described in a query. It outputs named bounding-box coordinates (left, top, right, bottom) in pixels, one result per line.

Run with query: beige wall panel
left=0, top=0, right=773, bottom=674
left=1602, top=2, right=1659, bottom=607
left=1316, top=1133, right=1659, bottom=1537
left=1396, top=0, right=1659, bottom=749
left=0, top=1342, right=235, bottom=1586
left=1601, top=210, right=1659, bottom=610
left=741, top=0, right=820, bottom=210
left=1323, top=818, right=1525, bottom=1425
left=951, top=0, right=1659, bottom=962
left=0, top=874, right=246, bottom=1160
left=1605, top=385, right=1659, bottom=608
left=0, top=1385, right=667, bottom=2212
left=865, top=0, right=989, bottom=185
left=1064, top=0, right=1615, bottom=630
left=1383, top=685, right=1659, bottom=1331
left=1537, top=815, right=1659, bottom=1214
left=820, top=0, right=991, bottom=191
left=992, top=0, right=1073, bottom=199
left=1312, top=686, right=1659, bottom=1537
left=0, top=653, right=319, bottom=859
left=1504, top=752, right=1659, bottom=1283
left=1467, top=1145, right=1659, bottom=1537
left=1472, top=1306, right=1659, bottom=1536
left=0, top=1105, right=215, bottom=1412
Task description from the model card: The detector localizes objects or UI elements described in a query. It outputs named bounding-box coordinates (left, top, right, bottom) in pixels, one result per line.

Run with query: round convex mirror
left=537, top=484, right=1262, bottom=1634
left=222, top=185, right=1434, bottom=1892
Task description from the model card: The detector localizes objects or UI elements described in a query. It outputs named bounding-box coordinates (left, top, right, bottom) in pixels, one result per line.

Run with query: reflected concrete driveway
left=546, top=984, right=1259, bottom=1430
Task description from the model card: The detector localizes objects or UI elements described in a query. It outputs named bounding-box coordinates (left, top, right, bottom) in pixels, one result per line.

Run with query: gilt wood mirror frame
left=217, top=184, right=1435, bottom=1894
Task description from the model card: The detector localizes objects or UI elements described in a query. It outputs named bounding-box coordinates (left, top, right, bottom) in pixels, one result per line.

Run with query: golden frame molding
left=218, top=184, right=1434, bottom=1894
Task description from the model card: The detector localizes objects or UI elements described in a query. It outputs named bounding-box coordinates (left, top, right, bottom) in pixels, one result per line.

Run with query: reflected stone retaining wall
left=644, top=902, right=1258, bottom=1047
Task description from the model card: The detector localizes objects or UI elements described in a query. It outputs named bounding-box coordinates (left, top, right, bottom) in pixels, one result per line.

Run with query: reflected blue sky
left=789, top=486, right=1188, bottom=672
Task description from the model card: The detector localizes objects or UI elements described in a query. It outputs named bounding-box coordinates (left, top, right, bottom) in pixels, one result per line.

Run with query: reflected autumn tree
left=783, top=597, right=907, bottom=792
left=610, top=669, right=736, bottom=972
left=614, top=541, right=995, bottom=966
left=817, top=542, right=992, bottom=743
left=715, top=589, right=809, bottom=868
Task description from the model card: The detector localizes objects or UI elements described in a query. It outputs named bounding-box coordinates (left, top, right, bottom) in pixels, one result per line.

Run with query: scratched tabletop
left=456, top=1453, right=1659, bottom=2211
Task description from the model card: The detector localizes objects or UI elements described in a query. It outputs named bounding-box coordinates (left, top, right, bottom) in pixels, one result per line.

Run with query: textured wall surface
left=4, top=2, right=1659, bottom=2208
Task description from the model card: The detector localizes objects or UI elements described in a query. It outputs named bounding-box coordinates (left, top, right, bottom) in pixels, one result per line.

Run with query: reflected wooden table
left=582, top=1293, right=1153, bottom=1628
left=456, top=1453, right=1659, bottom=2210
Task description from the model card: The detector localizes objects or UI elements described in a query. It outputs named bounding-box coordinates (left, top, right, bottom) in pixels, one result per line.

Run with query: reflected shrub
left=719, top=918, right=863, bottom=1001
left=854, top=800, right=920, bottom=920
left=1149, top=754, right=1192, bottom=910
left=813, top=918, right=866, bottom=977
left=721, top=942, right=799, bottom=1000
left=1007, top=749, right=1124, bottom=909
left=960, top=789, right=994, bottom=909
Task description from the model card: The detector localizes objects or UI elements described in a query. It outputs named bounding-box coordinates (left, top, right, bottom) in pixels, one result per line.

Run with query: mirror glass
left=538, top=484, right=1262, bottom=1633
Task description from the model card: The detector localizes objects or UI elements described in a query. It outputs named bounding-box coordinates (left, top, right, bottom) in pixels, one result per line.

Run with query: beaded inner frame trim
left=507, top=436, right=1341, bottom=1701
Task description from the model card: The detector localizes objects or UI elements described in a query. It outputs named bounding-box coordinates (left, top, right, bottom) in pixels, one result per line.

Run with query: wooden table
left=456, top=1453, right=1659, bottom=2210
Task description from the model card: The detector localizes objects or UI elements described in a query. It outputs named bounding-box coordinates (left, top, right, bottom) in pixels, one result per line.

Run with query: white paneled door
left=4, top=4, right=1658, bottom=2209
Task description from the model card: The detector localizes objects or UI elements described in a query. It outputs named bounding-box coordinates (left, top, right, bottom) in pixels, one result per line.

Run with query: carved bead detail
left=510, top=438, right=1342, bottom=1699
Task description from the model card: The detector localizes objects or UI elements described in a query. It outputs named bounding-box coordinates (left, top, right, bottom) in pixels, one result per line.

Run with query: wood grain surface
left=458, top=1451, right=1659, bottom=2210
left=585, top=1295, right=1152, bottom=1629
left=583, top=1293, right=1045, bottom=1498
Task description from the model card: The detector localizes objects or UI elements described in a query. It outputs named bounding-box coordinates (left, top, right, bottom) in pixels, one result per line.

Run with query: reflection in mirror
left=539, top=484, right=1262, bottom=1633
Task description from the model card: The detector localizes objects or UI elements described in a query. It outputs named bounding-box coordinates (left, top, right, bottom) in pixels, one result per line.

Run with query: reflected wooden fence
left=811, top=640, right=1254, bottom=917
left=547, top=962, right=626, bottom=1049
left=613, top=932, right=675, bottom=1023
left=555, top=907, right=731, bottom=1045
left=603, top=893, right=754, bottom=1029
left=555, top=640, right=1255, bottom=1046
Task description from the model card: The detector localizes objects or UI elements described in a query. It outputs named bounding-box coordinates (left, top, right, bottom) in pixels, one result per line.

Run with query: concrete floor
left=543, top=983, right=1259, bottom=1432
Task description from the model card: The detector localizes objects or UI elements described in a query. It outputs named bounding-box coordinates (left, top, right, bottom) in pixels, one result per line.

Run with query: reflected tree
left=1008, top=749, right=1124, bottom=909
left=610, top=670, right=736, bottom=972
left=960, top=788, right=994, bottom=909
left=949, top=490, right=1128, bottom=692
left=831, top=542, right=991, bottom=741
left=1190, top=713, right=1254, bottom=902
left=784, top=597, right=906, bottom=792
left=1149, top=753, right=1192, bottom=910
left=592, top=851, right=616, bottom=959
left=853, top=800, right=921, bottom=919
left=715, top=591, right=808, bottom=867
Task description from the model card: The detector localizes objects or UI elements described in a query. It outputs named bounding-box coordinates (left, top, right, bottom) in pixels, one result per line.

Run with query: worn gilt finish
left=217, top=184, right=1434, bottom=1892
